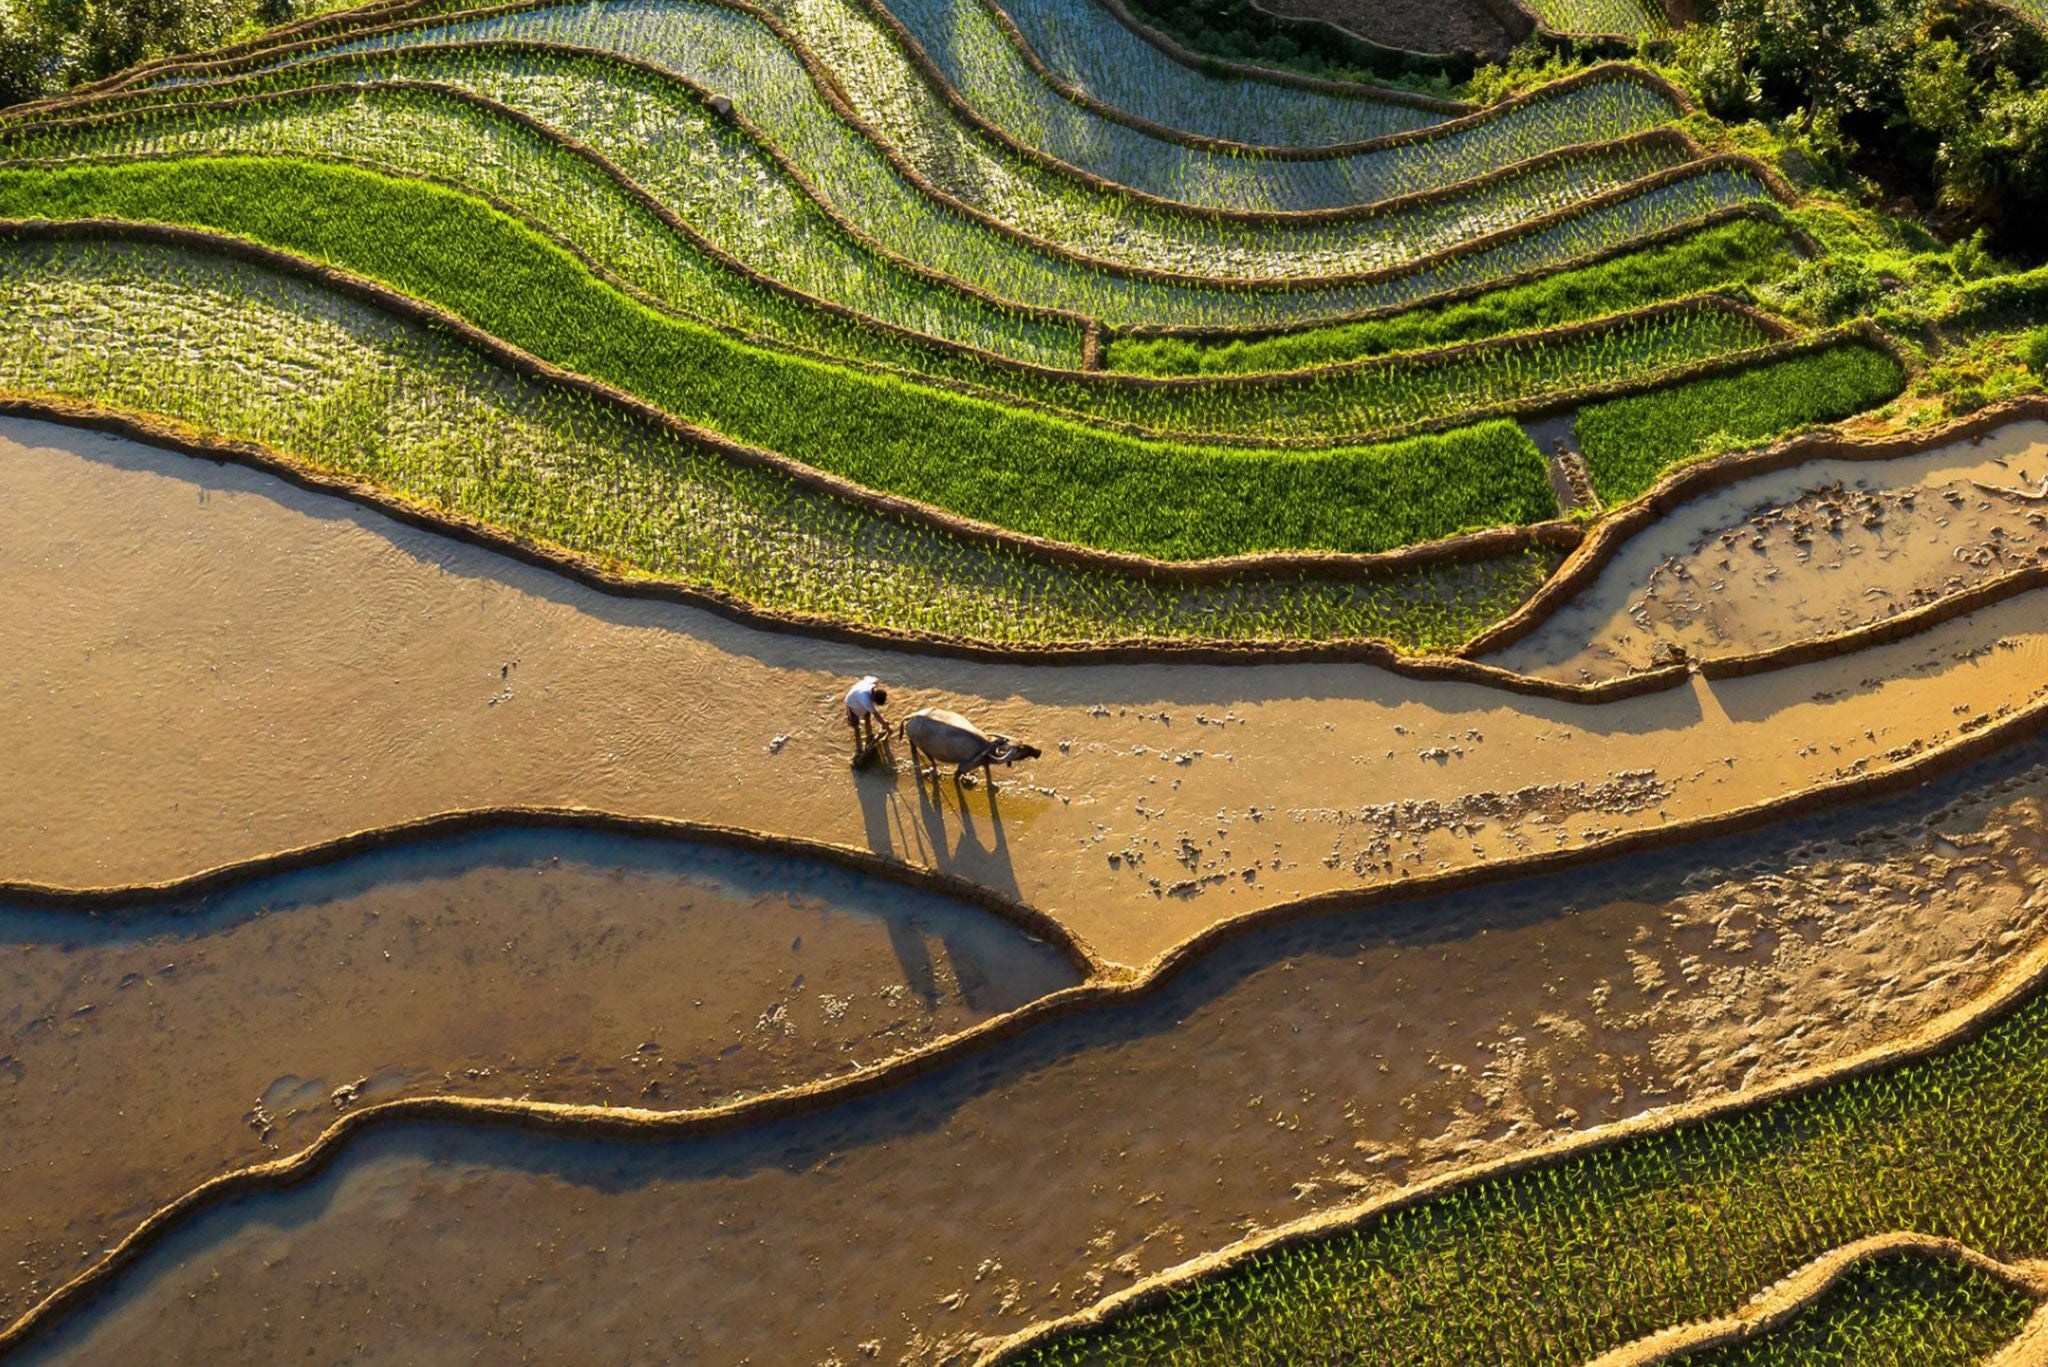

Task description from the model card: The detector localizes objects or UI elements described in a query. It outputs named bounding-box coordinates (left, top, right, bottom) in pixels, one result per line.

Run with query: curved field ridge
left=944, top=0, right=1455, bottom=150
left=4, top=57, right=1101, bottom=367
left=0, top=147, right=1801, bottom=453
left=2, top=369, right=2033, bottom=691
left=3, top=56, right=1797, bottom=348
left=1462, top=395, right=2048, bottom=664
left=42, top=27, right=1791, bottom=328
left=11, top=699, right=2048, bottom=1360
left=810, top=0, right=1681, bottom=212
left=117, top=1, right=1787, bottom=306
left=0, top=809, right=1105, bottom=971
left=0, top=219, right=1579, bottom=566
left=1581, top=1236, right=2048, bottom=1367
left=59, top=0, right=1462, bottom=148
left=132, top=0, right=1472, bottom=147
left=275, top=2, right=1698, bottom=280
left=10, top=402, right=2048, bottom=958
left=972, top=921, right=2048, bottom=1367
left=0, top=372, right=1559, bottom=654
left=0, top=236, right=1574, bottom=651
left=1083, top=0, right=1470, bottom=112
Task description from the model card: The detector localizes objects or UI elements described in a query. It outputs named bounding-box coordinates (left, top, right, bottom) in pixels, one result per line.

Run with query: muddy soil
left=0, top=829, right=1078, bottom=1325
left=1492, top=422, right=2048, bottom=681
left=1250, top=0, right=1515, bottom=56
left=9, top=734, right=2048, bottom=1364
left=6, top=417, right=2048, bottom=974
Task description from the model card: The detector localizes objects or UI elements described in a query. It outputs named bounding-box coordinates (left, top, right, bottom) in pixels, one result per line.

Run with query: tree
left=0, top=0, right=55, bottom=105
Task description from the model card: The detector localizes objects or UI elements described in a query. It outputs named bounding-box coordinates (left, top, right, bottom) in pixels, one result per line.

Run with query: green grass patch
left=1679, top=1255, right=2033, bottom=1367
left=1107, top=219, right=1799, bottom=377
left=0, top=156, right=1561, bottom=559
left=1009, top=972, right=2048, bottom=1367
left=1577, top=344, right=1905, bottom=505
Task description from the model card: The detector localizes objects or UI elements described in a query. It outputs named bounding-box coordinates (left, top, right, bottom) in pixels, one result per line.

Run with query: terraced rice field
left=3, top=0, right=2047, bottom=1363
left=1517, top=0, right=1666, bottom=36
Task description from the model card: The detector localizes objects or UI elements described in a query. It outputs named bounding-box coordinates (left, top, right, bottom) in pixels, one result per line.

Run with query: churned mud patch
left=1251, top=0, right=1516, bottom=55
left=7, top=415, right=2048, bottom=971
left=0, top=829, right=1077, bottom=1326
left=1493, top=420, right=2048, bottom=680
left=11, top=739, right=2048, bottom=1366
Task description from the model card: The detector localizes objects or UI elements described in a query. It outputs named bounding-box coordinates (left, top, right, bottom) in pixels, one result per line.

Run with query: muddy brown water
left=1492, top=421, right=2048, bottom=681
left=9, top=733, right=2048, bottom=1365
left=0, top=828, right=1079, bottom=1327
left=7, top=416, right=2048, bottom=975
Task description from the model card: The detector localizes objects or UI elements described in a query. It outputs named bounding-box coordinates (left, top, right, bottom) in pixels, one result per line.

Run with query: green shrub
left=2024, top=325, right=2048, bottom=377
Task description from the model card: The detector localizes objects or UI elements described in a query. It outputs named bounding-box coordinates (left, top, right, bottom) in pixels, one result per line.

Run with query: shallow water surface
left=1493, top=421, right=2048, bottom=679
left=11, top=415, right=2048, bottom=972
left=0, top=828, right=1079, bottom=1322
left=13, top=739, right=2048, bottom=1365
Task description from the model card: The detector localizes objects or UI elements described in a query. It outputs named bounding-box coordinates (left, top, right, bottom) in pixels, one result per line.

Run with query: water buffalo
left=901, top=707, right=1042, bottom=788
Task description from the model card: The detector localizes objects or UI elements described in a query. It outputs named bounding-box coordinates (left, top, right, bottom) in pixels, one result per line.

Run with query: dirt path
left=11, top=734, right=2048, bottom=1364
left=6, top=416, right=2048, bottom=973
left=0, top=829, right=1078, bottom=1325
left=1490, top=421, right=2048, bottom=681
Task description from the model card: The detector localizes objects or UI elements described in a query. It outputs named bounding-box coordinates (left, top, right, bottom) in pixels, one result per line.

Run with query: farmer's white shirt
left=846, top=675, right=883, bottom=719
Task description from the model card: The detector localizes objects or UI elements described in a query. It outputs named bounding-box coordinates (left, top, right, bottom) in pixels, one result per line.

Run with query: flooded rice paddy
left=8, top=732, right=2048, bottom=1364
left=7, top=416, right=2048, bottom=969
left=10, top=414, right=2048, bottom=1361
left=0, top=828, right=1078, bottom=1326
left=1492, top=421, right=2048, bottom=680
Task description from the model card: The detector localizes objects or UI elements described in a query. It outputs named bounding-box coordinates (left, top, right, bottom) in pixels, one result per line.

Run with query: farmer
left=844, top=674, right=890, bottom=758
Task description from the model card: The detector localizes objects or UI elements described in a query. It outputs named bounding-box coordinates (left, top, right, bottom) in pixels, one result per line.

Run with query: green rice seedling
left=746, top=0, right=1683, bottom=265
left=49, top=52, right=1790, bottom=331
left=160, top=3, right=1693, bottom=281
left=0, top=104, right=1806, bottom=450
left=0, top=234, right=1558, bottom=647
left=0, top=152, right=1796, bottom=450
left=1072, top=301, right=1782, bottom=440
left=1576, top=345, right=1907, bottom=504
left=1677, top=1254, right=2033, bottom=1367
left=116, top=11, right=1781, bottom=327
left=0, top=193, right=1565, bottom=558
left=1006, top=975, right=2048, bottom=1367
left=883, top=0, right=1679, bottom=210
left=4, top=58, right=1105, bottom=366
left=1107, top=219, right=1801, bottom=375
left=0, top=76, right=1092, bottom=368
left=894, top=0, right=1449, bottom=152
